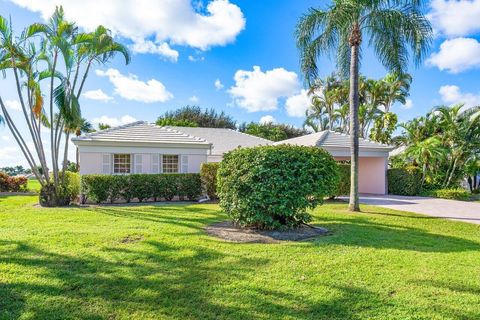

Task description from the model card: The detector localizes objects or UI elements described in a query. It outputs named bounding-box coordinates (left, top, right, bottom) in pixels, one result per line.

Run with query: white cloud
left=229, top=66, right=299, bottom=112
left=92, top=115, right=137, bottom=127
left=96, top=68, right=173, bottom=103
left=188, top=55, right=205, bottom=62
left=439, top=85, right=480, bottom=108
left=427, top=38, right=480, bottom=73
left=402, top=99, right=413, bottom=109
left=428, top=0, right=480, bottom=37
left=1, top=135, right=11, bottom=141
left=214, top=79, right=224, bottom=90
left=82, top=89, right=113, bottom=102
left=131, top=40, right=179, bottom=62
left=10, top=0, right=245, bottom=51
left=189, top=95, right=199, bottom=103
left=259, top=115, right=276, bottom=124
left=5, top=99, right=21, bottom=111
left=285, top=89, right=311, bottom=118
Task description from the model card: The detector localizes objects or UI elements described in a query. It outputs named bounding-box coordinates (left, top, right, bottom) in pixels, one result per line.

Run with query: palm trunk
left=348, top=39, right=361, bottom=212
left=50, top=51, right=59, bottom=188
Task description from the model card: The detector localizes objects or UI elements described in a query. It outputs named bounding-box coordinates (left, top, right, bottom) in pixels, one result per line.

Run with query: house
left=71, top=121, right=270, bottom=175
left=274, top=131, right=394, bottom=194
left=72, top=121, right=393, bottom=195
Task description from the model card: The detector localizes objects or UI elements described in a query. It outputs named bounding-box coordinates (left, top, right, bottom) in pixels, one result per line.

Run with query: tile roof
left=72, top=121, right=211, bottom=146
left=274, top=130, right=394, bottom=150
left=166, top=126, right=272, bottom=155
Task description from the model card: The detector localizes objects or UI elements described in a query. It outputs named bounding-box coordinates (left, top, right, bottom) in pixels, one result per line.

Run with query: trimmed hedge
left=200, top=162, right=220, bottom=199
left=0, top=172, right=28, bottom=192
left=425, top=188, right=470, bottom=201
left=333, top=164, right=350, bottom=197
left=81, top=173, right=202, bottom=204
left=387, top=167, right=422, bottom=196
left=217, top=145, right=339, bottom=230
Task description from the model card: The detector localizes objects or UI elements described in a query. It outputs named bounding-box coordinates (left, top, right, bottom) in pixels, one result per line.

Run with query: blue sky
left=1, top=0, right=480, bottom=167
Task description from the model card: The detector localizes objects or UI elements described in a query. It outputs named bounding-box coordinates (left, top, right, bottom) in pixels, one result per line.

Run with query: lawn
left=26, top=179, right=41, bottom=193
left=1, top=196, right=479, bottom=319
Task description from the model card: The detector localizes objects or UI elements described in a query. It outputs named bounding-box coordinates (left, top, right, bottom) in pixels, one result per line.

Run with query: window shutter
left=102, top=154, right=111, bottom=174
left=181, top=155, right=188, bottom=173
left=151, top=154, right=160, bottom=173
left=134, top=154, right=143, bottom=173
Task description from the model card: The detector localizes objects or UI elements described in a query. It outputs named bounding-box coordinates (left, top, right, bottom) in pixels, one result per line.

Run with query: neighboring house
left=72, top=122, right=394, bottom=195
left=71, top=121, right=270, bottom=175
left=274, top=131, right=394, bottom=194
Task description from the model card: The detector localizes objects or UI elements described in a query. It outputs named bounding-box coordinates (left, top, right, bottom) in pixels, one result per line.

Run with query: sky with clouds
left=1, top=0, right=480, bottom=167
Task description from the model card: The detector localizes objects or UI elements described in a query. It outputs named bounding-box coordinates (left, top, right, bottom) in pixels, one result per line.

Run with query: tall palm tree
left=383, top=73, right=412, bottom=112
left=71, top=118, right=93, bottom=170
left=296, top=0, right=432, bottom=211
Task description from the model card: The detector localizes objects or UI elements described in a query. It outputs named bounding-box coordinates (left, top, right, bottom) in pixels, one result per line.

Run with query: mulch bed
left=205, top=221, right=329, bottom=243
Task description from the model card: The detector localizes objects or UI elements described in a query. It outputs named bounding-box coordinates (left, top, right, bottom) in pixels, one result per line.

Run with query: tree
left=0, top=7, right=130, bottom=206
left=98, top=123, right=111, bottom=130
left=240, top=122, right=310, bottom=141
left=156, top=106, right=236, bottom=129
left=406, top=136, right=445, bottom=186
left=66, top=117, right=93, bottom=170
left=296, top=0, right=432, bottom=211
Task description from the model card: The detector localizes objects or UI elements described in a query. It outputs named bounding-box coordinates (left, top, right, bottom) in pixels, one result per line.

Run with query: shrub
left=387, top=167, right=422, bottom=196
left=200, top=162, right=220, bottom=199
left=63, top=171, right=80, bottom=202
left=0, top=172, right=28, bottom=192
left=333, top=164, right=350, bottom=197
left=81, top=173, right=202, bottom=203
left=426, top=188, right=469, bottom=201
left=177, top=174, right=202, bottom=200
left=217, top=145, right=339, bottom=230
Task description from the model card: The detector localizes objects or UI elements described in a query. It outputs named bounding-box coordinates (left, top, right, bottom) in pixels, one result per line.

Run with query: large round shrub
left=217, top=145, right=339, bottom=230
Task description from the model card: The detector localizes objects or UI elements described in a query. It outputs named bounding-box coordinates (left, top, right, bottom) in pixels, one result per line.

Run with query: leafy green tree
left=240, top=122, right=310, bottom=141
left=156, top=106, right=236, bottom=129
left=406, top=136, right=446, bottom=186
left=0, top=7, right=130, bottom=206
left=156, top=118, right=198, bottom=127
left=98, top=123, right=111, bottom=130
left=296, top=0, right=432, bottom=211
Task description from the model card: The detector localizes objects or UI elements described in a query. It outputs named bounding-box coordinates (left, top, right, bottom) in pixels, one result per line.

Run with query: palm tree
left=296, top=0, right=432, bottom=211
left=383, top=73, right=412, bottom=112
left=64, top=117, right=93, bottom=171
left=406, top=136, right=446, bottom=186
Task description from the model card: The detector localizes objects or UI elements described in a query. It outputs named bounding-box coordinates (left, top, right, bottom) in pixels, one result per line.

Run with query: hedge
left=333, top=164, right=350, bottom=197
left=0, top=172, right=28, bottom=192
left=200, top=162, right=219, bottom=199
left=81, top=173, right=202, bottom=204
left=424, top=188, right=470, bottom=201
left=387, top=167, right=422, bottom=196
left=217, top=145, right=339, bottom=230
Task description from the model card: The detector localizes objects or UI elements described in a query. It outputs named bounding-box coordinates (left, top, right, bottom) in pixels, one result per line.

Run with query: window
left=163, top=155, right=179, bottom=173
left=113, top=154, right=131, bottom=174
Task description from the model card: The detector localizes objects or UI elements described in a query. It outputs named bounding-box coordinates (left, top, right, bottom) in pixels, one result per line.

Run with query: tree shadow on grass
left=0, top=238, right=416, bottom=320
left=0, top=239, right=271, bottom=319
left=309, top=215, right=480, bottom=253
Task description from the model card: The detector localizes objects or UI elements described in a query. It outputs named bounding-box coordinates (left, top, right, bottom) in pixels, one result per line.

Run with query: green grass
left=1, top=196, right=479, bottom=319
left=26, top=179, right=41, bottom=193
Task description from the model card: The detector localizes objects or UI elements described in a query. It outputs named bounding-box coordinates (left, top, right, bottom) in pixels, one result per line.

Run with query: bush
left=387, top=167, right=422, bottom=196
left=62, top=171, right=80, bottom=202
left=81, top=173, right=202, bottom=204
left=217, top=145, right=339, bottom=230
left=0, top=172, right=28, bottom=192
left=333, top=164, right=350, bottom=197
left=425, top=188, right=470, bottom=201
left=200, top=162, right=220, bottom=199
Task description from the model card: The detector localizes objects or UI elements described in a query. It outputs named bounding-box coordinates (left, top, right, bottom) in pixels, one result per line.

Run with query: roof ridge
left=159, top=125, right=209, bottom=143
left=78, top=121, right=147, bottom=139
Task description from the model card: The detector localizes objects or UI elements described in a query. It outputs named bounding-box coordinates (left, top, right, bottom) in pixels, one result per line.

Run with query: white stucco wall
left=335, top=156, right=387, bottom=195
left=78, top=145, right=208, bottom=175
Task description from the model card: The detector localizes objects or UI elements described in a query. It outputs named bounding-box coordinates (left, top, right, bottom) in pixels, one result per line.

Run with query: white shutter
left=134, top=154, right=143, bottom=173
left=181, top=155, right=188, bottom=173
left=151, top=154, right=160, bottom=173
left=102, top=154, right=111, bottom=174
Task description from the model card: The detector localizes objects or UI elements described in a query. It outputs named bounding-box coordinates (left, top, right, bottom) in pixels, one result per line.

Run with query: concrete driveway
left=340, top=195, right=480, bottom=225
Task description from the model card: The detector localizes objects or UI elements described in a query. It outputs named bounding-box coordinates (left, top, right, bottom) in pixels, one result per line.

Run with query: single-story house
left=274, top=131, right=394, bottom=194
left=72, top=121, right=393, bottom=195
left=72, top=121, right=270, bottom=175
